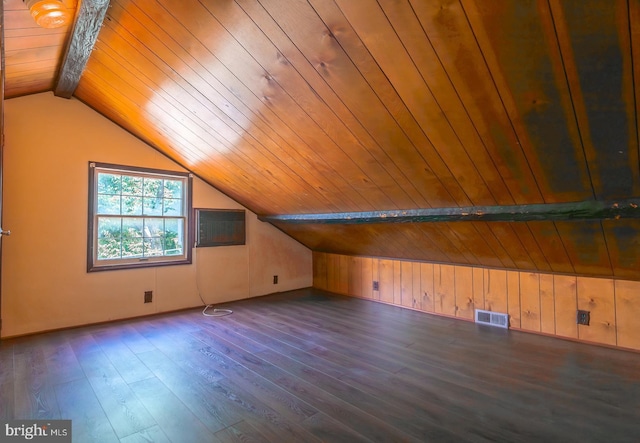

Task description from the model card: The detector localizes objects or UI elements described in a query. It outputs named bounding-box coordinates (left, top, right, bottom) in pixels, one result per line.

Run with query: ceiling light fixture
left=24, top=0, right=71, bottom=29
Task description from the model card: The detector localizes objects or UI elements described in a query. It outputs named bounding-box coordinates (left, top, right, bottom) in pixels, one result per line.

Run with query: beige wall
left=1, top=92, right=312, bottom=337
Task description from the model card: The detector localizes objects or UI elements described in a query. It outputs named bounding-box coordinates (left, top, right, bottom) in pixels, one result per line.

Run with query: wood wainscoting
left=313, top=252, right=640, bottom=352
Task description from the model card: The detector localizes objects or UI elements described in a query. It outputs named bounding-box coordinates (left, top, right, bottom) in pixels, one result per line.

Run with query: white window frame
left=87, top=162, right=193, bottom=272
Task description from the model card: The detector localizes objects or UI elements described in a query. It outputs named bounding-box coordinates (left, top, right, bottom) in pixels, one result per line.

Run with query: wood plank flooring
left=1, top=288, right=640, bottom=442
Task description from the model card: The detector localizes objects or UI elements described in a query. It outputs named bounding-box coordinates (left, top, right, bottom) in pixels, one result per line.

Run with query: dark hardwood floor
left=1, top=288, right=640, bottom=442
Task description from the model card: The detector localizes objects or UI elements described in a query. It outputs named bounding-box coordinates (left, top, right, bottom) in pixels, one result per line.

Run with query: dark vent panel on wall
left=196, top=209, right=246, bottom=247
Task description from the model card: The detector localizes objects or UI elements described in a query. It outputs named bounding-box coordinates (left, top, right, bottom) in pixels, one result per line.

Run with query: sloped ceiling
left=4, top=0, right=640, bottom=279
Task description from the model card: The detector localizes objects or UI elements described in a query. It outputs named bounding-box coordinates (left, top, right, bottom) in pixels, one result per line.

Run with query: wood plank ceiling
left=4, top=0, right=640, bottom=280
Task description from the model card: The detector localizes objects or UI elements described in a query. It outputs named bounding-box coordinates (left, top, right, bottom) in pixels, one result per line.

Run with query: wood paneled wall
left=313, top=252, right=640, bottom=352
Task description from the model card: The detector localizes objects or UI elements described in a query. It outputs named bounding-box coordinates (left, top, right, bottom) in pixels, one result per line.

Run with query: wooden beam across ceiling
left=259, top=199, right=640, bottom=224
left=55, top=0, right=110, bottom=98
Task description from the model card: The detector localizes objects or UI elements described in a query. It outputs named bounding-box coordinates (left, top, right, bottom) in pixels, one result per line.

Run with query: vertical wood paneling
left=372, top=259, right=380, bottom=301
left=411, top=262, right=421, bottom=310
left=330, top=253, right=339, bottom=293
left=393, top=261, right=402, bottom=305
left=338, top=255, right=349, bottom=295
left=313, top=253, right=639, bottom=352
left=378, top=259, right=395, bottom=304
left=360, top=257, right=373, bottom=300
left=539, top=274, right=556, bottom=335
left=434, top=264, right=456, bottom=316
left=519, top=272, right=541, bottom=332
left=472, top=267, right=485, bottom=311
left=400, top=261, right=413, bottom=308
left=454, top=266, right=474, bottom=320
left=333, top=253, right=344, bottom=293
left=484, top=269, right=508, bottom=313
left=554, top=275, right=578, bottom=339
left=420, top=263, right=435, bottom=313
left=312, top=252, right=327, bottom=290
left=577, top=277, right=616, bottom=346
left=348, top=256, right=362, bottom=297
left=507, top=271, right=521, bottom=328
left=326, top=253, right=337, bottom=293
left=615, top=279, right=640, bottom=351
left=330, top=253, right=342, bottom=294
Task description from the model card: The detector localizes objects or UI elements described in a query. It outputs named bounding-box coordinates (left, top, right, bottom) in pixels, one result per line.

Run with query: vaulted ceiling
left=4, top=0, right=640, bottom=279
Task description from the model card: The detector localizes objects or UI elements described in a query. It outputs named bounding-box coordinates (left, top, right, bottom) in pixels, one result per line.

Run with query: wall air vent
left=475, top=309, right=509, bottom=329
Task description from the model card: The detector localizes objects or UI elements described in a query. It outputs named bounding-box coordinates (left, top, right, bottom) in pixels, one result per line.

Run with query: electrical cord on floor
left=201, top=304, right=233, bottom=317
left=194, top=245, right=233, bottom=318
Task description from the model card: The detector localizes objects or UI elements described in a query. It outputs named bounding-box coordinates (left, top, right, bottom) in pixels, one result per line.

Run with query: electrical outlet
left=273, top=275, right=278, bottom=284
left=577, top=310, right=590, bottom=325
left=144, top=291, right=153, bottom=303
left=373, top=281, right=379, bottom=291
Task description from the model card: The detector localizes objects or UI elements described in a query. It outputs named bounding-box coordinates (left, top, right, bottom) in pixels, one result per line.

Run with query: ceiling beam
left=55, top=0, right=110, bottom=98
left=259, top=199, right=640, bottom=224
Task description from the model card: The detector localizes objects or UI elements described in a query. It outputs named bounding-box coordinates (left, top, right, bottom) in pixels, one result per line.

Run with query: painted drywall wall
left=1, top=92, right=312, bottom=337
left=314, top=252, right=640, bottom=352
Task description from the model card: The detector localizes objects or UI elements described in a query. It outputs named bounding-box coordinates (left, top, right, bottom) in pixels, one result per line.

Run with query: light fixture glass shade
left=24, top=0, right=70, bottom=29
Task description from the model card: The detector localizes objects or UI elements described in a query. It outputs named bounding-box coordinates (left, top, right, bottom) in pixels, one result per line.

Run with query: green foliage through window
left=88, top=163, right=191, bottom=271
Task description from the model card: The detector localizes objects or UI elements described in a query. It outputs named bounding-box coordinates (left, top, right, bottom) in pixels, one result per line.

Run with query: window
left=88, top=162, right=192, bottom=272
